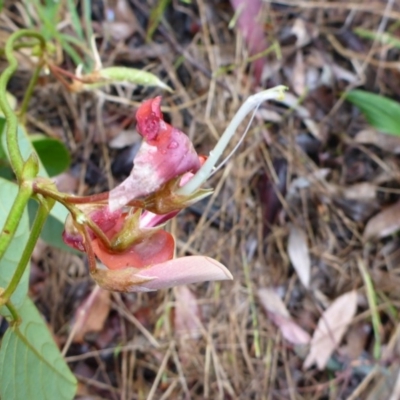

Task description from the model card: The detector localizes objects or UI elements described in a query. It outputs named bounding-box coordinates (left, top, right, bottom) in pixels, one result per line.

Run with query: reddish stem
left=82, top=226, right=97, bottom=274
left=48, top=63, right=87, bottom=83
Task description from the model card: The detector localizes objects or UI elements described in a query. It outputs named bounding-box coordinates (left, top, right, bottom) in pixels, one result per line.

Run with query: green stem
left=33, top=181, right=113, bottom=248
left=0, top=30, right=46, bottom=180
left=0, top=183, right=32, bottom=263
left=0, top=198, right=53, bottom=305
left=0, top=41, right=40, bottom=57
left=5, top=300, right=21, bottom=325
left=358, top=258, right=382, bottom=360
left=18, top=58, right=44, bottom=119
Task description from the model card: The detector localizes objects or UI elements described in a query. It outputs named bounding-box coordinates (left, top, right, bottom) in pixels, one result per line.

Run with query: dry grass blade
left=355, top=129, right=400, bottom=154
left=304, top=290, right=358, bottom=370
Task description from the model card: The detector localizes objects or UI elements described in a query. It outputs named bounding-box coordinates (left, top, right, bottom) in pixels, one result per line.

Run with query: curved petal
left=130, top=256, right=233, bottom=291
left=109, top=97, right=201, bottom=210
left=92, top=230, right=175, bottom=270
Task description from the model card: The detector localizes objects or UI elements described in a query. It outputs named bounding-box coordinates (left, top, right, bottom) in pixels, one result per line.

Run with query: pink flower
left=60, top=86, right=288, bottom=292
left=109, top=96, right=201, bottom=211
left=61, top=94, right=242, bottom=292
left=63, top=206, right=232, bottom=292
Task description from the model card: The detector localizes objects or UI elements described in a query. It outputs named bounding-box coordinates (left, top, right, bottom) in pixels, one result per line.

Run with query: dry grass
left=3, top=0, right=400, bottom=398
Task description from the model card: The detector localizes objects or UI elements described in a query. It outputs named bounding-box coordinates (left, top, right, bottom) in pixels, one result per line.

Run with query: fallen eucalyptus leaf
left=288, top=225, right=311, bottom=288
left=304, top=290, right=357, bottom=370
left=364, top=201, right=400, bottom=240
left=258, top=288, right=311, bottom=345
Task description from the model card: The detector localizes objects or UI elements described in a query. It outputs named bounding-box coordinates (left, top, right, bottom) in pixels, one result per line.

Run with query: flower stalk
left=177, top=85, right=288, bottom=196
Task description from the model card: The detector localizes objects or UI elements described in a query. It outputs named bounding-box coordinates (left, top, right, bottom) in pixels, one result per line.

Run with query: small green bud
left=22, top=152, right=39, bottom=179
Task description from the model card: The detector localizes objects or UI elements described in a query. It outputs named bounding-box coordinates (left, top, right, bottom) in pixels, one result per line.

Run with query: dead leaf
left=292, top=51, right=306, bottom=95
left=103, top=0, right=139, bottom=41
left=109, top=129, right=140, bottom=149
left=73, top=287, right=111, bottom=343
left=343, top=182, right=376, bottom=200
left=288, top=225, right=311, bottom=288
left=291, top=18, right=315, bottom=48
left=340, top=322, right=370, bottom=360
left=230, top=0, right=267, bottom=84
left=256, top=108, right=282, bottom=123
left=331, top=64, right=358, bottom=83
left=304, top=290, right=357, bottom=370
left=258, top=288, right=311, bottom=345
left=355, top=129, right=400, bottom=154
left=289, top=168, right=331, bottom=191
left=364, top=201, right=400, bottom=240
left=277, top=92, right=322, bottom=140
left=174, top=286, right=202, bottom=340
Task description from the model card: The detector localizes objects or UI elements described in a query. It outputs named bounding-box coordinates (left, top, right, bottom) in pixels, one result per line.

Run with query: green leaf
left=345, top=90, right=400, bottom=136
left=0, top=179, right=30, bottom=311
left=30, top=134, right=71, bottom=177
left=0, top=297, right=77, bottom=399
left=0, top=163, right=13, bottom=180
left=146, top=0, right=171, bottom=41
left=66, top=0, right=84, bottom=40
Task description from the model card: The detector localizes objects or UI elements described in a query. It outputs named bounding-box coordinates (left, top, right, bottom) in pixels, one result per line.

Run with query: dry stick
left=111, top=293, right=160, bottom=348
left=373, top=0, right=396, bottom=85
left=146, top=344, right=173, bottom=400
left=61, top=285, right=102, bottom=356
left=170, top=345, right=191, bottom=399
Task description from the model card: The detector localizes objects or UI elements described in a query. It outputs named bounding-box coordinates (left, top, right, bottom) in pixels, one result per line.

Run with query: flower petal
left=130, top=256, right=233, bottom=291
left=109, top=97, right=201, bottom=210
left=92, top=229, right=175, bottom=270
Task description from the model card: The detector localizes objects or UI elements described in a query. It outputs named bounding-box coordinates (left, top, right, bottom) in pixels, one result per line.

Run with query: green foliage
left=30, top=134, right=70, bottom=177
left=146, top=0, right=171, bottom=41
left=0, top=179, right=30, bottom=312
left=66, top=0, right=84, bottom=40
left=0, top=297, right=77, bottom=399
left=0, top=122, right=73, bottom=249
left=354, top=28, right=400, bottom=49
left=27, top=0, right=88, bottom=67
left=345, top=90, right=400, bottom=136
